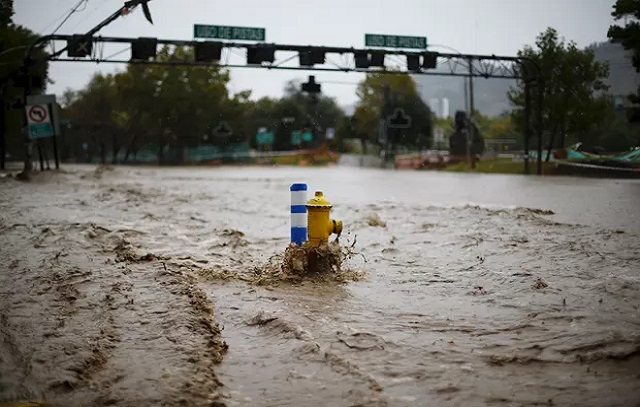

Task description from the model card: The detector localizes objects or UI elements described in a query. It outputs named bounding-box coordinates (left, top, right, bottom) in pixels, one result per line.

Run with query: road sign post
left=194, top=24, right=266, bottom=41
left=365, top=34, right=427, bottom=49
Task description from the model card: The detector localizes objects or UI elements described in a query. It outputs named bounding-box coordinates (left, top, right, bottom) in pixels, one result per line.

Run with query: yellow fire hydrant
left=306, top=190, right=342, bottom=246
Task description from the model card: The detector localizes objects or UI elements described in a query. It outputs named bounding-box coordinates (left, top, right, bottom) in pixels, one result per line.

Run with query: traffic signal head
left=67, top=34, right=93, bottom=58
left=195, top=42, right=222, bottom=62
left=247, top=46, right=275, bottom=64
left=388, top=108, right=412, bottom=129
left=299, top=49, right=325, bottom=66
left=13, top=72, right=44, bottom=90
left=354, top=51, right=369, bottom=69
left=370, top=51, right=385, bottom=67
left=131, top=37, right=157, bottom=61
left=407, top=54, right=420, bottom=72
left=422, top=51, right=438, bottom=69
left=301, top=75, right=321, bottom=94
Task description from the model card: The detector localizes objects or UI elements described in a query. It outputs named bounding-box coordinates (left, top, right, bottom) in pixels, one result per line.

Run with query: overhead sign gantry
left=13, top=1, right=544, bottom=176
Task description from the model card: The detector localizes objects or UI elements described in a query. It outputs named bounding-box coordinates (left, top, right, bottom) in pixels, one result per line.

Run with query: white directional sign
left=326, top=127, right=335, bottom=140
left=26, top=104, right=54, bottom=139
left=433, top=126, right=445, bottom=144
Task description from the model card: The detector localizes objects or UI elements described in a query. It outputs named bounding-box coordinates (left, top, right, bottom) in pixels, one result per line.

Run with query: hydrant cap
left=306, top=190, right=332, bottom=208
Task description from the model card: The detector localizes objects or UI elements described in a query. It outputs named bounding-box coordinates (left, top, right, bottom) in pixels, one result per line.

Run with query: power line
left=49, top=0, right=90, bottom=36
left=67, top=0, right=110, bottom=32
left=322, top=80, right=361, bottom=86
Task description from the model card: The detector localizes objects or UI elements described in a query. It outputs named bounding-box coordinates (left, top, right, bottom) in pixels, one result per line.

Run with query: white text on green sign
left=194, top=24, right=265, bottom=41
left=365, top=34, right=427, bottom=49
left=256, top=131, right=274, bottom=144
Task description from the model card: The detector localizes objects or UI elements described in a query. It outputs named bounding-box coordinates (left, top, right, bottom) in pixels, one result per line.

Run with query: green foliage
left=353, top=72, right=432, bottom=149
left=608, top=0, right=640, bottom=105
left=1, top=0, right=13, bottom=26
left=1, top=0, right=50, bottom=159
left=62, top=46, right=233, bottom=163
left=508, top=28, right=611, bottom=150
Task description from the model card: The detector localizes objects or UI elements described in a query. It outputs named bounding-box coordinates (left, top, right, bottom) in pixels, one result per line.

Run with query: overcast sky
left=14, top=0, right=618, bottom=106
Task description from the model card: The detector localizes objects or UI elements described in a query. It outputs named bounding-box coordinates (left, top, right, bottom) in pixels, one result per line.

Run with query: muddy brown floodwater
left=1, top=165, right=639, bottom=407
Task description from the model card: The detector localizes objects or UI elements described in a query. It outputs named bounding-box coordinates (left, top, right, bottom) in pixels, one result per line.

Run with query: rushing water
left=1, top=165, right=639, bottom=407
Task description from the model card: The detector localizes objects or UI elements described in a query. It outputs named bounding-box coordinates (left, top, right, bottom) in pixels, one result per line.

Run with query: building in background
left=428, top=97, right=450, bottom=118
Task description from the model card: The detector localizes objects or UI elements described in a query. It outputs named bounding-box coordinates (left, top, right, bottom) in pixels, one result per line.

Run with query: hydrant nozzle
left=306, top=190, right=342, bottom=246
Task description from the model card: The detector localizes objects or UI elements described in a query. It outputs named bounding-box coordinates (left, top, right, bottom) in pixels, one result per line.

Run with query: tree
left=354, top=72, right=432, bottom=153
left=62, top=45, right=232, bottom=164
left=508, top=28, right=611, bottom=160
left=1, top=0, right=13, bottom=26
left=608, top=0, right=640, bottom=122
left=1, top=0, right=49, bottom=166
left=63, top=73, right=118, bottom=164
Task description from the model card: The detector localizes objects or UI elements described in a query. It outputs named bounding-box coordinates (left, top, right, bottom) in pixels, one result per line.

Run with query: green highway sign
left=365, top=34, right=427, bottom=49
left=256, top=130, right=274, bottom=145
left=302, top=131, right=313, bottom=142
left=291, top=130, right=302, bottom=145
left=194, top=24, right=265, bottom=41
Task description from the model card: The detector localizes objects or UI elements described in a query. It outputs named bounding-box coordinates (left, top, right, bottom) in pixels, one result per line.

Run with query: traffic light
left=407, top=54, right=420, bottom=72
left=422, top=52, right=438, bottom=69
left=370, top=51, right=385, bottom=67
left=354, top=51, right=369, bottom=69
left=301, top=75, right=321, bottom=94
left=387, top=108, right=412, bottom=129
left=13, top=72, right=44, bottom=90
left=195, top=42, right=222, bottom=62
left=247, top=45, right=275, bottom=64
left=67, top=34, right=93, bottom=58
left=131, top=37, right=157, bottom=61
left=299, top=49, right=325, bottom=66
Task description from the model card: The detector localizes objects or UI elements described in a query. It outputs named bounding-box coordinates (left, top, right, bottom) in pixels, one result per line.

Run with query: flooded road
left=1, top=165, right=639, bottom=406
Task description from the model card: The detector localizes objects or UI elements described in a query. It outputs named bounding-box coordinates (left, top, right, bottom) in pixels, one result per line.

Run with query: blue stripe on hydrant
left=290, top=205, right=306, bottom=214
left=290, top=183, right=308, bottom=245
left=291, top=227, right=307, bottom=246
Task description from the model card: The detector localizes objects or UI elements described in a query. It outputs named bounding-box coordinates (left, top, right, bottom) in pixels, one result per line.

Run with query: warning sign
left=25, top=104, right=54, bottom=139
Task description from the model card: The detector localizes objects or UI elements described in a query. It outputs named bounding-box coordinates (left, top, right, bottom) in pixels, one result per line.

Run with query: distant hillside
left=414, top=42, right=640, bottom=117
left=589, top=41, right=639, bottom=97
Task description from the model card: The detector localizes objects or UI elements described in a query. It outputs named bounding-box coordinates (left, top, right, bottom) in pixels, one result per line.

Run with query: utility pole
left=20, top=65, right=33, bottom=177
left=524, top=83, right=531, bottom=175
left=467, top=58, right=475, bottom=169
left=1, top=101, right=5, bottom=170
left=381, top=83, right=391, bottom=167
left=463, top=79, right=469, bottom=113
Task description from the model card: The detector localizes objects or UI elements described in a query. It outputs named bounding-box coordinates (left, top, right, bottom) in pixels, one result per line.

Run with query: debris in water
left=366, top=213, right=387, bottom=227
left=252, top=240, right=363, bottom=285
left=532, top=278, right=549, bottom=289
left=80, top=164, right=114, bottom=180
left=114, top=239, right=168, bottom=263
left=196, top=238, right=364, bottom=285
